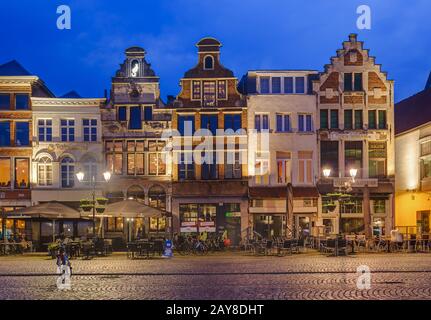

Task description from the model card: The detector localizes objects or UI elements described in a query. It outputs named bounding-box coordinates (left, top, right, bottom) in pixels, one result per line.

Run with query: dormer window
left=204, top=55, right=214, bottom=70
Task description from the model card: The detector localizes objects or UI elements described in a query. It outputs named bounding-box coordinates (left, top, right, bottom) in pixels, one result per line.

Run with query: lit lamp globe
left=76, top=171, right=85, bottom=182
left=323, top=168, right=331, bottom=178
left=103, top=171, right=111, bottom=182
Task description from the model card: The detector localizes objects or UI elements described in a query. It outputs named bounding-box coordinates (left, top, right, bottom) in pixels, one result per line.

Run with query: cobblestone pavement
left=0, top=252, right=430, bottom=300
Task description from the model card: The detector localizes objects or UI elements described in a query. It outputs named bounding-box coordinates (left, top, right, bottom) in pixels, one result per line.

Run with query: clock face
left=131, top=60, right=139, bottom=77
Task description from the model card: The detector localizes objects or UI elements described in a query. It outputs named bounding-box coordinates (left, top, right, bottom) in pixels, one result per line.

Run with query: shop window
left=106, top=217, right=123, bottom=232
left=0, top=158, right=11, bottom=188
left=341, top=218, right=364, bottom=234
left=149, top=217, right=166, bottom=232
left=15, top=158, right=29, bottom=189
left=323, top=218, right=335, bottom=234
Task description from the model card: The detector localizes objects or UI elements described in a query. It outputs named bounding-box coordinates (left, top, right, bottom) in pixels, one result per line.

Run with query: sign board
left=225, top=211, right=241, bottom=218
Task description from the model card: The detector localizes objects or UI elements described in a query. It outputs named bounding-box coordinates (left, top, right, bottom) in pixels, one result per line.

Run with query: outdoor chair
left=253, top=241, right=266, bottom=255
left=265, top=240, right=273, bottom=255
left=81, top=243, right=95, bottom=260
left=127, top=242, right=138, bottom=259
left=278, top=240, right=292, bottom=256
left=152, top=240, right=164, bottom=256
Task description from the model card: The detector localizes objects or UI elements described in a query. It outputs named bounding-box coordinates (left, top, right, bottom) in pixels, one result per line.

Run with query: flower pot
left=95, top=207, right=105, bottom=214
left=81, top=205, right=93, bottom=212
left=96, top=198, right=108, bottom=206
left=325, top=203, right=337, bottom=212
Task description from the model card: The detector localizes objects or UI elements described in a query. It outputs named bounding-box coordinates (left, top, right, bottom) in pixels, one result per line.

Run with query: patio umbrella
left=14, top=201, right=81, bottom=242
left=103, top=199, right=163, bottom=218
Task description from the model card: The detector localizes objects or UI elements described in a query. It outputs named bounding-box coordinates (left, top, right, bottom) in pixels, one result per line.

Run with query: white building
left=31, top=95, right=105, bottom=243
left=239, top=70, right=320, bottom=238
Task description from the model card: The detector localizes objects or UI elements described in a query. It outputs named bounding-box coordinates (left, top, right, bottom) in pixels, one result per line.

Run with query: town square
left=0, top=0, right=431, bottom=306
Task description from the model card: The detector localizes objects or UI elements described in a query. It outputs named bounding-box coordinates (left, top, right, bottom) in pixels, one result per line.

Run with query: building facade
left=314, top=34, right=395, bottom=238
left=170, top=38, right=248, bottom=245
left=101, top=47, right=172, bottom=245
left=239, top=70, right=320, bottom=239
left=395, top=74, right=431, bottom=236
left=0, top=60, right=53, bottom=240
left=31, top=95, right=105, bottom=244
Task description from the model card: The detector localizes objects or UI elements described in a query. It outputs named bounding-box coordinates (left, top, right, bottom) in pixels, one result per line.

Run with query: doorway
left=295, top=215, right=311, bottom=239
left=417, top=211, right=430, bottom=235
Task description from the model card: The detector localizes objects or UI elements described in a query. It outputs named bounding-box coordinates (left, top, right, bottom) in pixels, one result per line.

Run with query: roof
left=60, top=90, right=82, bottom=98
left=125, top=46, right=146, bottom=54
left=196, top=37, right=221, bottom=47
left=395, top=87, right=431, bottom=135
left=426, top=72, right=431, bottom=90
left=0, top=60, right=32, bottom=76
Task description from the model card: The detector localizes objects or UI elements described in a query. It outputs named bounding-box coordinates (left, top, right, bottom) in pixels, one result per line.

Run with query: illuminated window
left=106, top=141, right=123, bottom=175
left=127, top=140, right=144, bottom=175
left=217, top=80, right=227, bottom=99
left=192, top=81, right=201, bottom=100
left=61, top=157, right=74, bottom=188
left=0, top=158, right=11, bottom=188
left=298, top=151, right=313, bottom=184
left=203, top=81, right=216, bottom=106
left=15, top=158, right=29, bottom=189
left=38, top=157, right=52, bottom=186
left=148, top=140, right=166, bottom=175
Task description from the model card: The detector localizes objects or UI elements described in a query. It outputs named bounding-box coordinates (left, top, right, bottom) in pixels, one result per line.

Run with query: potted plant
left=326, top=192, right=343, bottom=202
left=323, top=202, right=337, bottom=212
left=48, top=242, right=59, bottom=259
left=95, top=206, right=105, bottom=214
left=80, top=204, right=93, bottom=212
left=80, top=199, right=92, bottom=206
left=96, top=197, right=108, bottom=206
left=343, top=201, right=355, bottom=210
left=339, top=193, right=351, bottom=202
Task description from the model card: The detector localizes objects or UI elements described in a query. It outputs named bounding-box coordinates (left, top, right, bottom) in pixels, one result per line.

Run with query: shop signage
left=225, top=211, right=241, bottom=218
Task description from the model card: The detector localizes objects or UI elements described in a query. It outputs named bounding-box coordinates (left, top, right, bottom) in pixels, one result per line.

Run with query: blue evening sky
left=0, top=0, right=430, bottom=102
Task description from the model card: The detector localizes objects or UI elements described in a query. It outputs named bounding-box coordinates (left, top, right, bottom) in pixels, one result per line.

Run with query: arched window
left=82, top=156, right=97, bottom=185
left=127, top=185, right=145, bottom=202
left=61, top=157, right=74, bottom=188
left=38, top=157, right=52, bottom=186
left=148, top=185, right=166, bottom=210
left=204, top=55, right=214, bottom=70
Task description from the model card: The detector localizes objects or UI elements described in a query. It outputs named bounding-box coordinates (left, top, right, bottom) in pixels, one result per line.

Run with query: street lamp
left=349, top=168, right=357, bottom=182
left=76, top=170, right=111, bottom=239
left=323, top=168, right=331, bottom=179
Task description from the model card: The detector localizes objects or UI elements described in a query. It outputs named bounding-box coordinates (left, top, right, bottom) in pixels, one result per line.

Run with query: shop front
left=179, top=203, right=242, bottom=245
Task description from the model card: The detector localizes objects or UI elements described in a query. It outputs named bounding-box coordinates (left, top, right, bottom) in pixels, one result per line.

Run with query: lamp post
left=322, top=167, right=357, bottom=256
left=76, top=171, right=111, bottom=239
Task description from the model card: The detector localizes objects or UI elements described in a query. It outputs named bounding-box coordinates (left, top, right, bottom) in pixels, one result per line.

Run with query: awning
left=292, top=187, right=319, bottom=198
left=103, top=199, right=163, bottom=218
left=249, top=187, right=287, bottom=198
left=12, top=201, right=81, bottom=219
